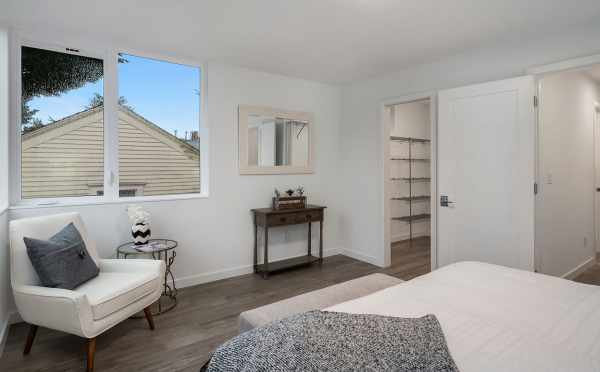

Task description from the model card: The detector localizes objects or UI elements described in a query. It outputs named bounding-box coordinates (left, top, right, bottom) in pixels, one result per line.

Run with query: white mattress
left=326, top=261, right=600, bottom=371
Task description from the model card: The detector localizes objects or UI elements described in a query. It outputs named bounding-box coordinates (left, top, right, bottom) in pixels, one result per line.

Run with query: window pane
left=21, top=46, right=104, bottom=199
left=118, top=54, right=201, bottom=196
left=95, top=189, right=138, bottom=197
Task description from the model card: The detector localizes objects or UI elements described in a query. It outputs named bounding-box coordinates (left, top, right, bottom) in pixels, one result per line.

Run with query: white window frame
left=9, top=33, right=209, bottom=209
left=0, top=27, right=9, bottom=214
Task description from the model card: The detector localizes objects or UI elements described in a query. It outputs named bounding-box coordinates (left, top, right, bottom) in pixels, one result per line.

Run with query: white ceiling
left=2, top=0, right=600, bottom=84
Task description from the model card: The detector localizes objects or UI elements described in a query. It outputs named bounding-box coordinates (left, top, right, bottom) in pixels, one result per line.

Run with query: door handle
left=440, top=195, right=455, bottom=207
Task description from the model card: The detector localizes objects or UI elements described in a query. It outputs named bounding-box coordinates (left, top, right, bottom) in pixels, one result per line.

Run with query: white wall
left=8, top=61, right=343, bottom=312
left=339, top=21, right=600, bottom=266
left=536, top=70, right=599, bottom=277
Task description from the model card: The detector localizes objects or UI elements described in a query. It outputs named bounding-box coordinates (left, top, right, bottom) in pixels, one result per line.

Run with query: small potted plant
left=127, top=205, right=151, bottom=245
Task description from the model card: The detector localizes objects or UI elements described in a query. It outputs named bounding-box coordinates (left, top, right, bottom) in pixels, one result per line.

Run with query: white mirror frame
left=238, top=105, right=315, bottom=175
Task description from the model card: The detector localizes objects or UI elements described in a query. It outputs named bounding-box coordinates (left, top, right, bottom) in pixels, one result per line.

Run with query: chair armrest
left=15, top=284, right=85, bottom=300
left=12, top=285, right=93, bottom=338
left=99, top=259, right=165, bottom=275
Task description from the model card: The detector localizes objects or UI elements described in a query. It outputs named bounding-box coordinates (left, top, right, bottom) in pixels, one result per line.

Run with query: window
left=20, top=46, right=104, bottom=199
left=0, top=29, right=9, bottom=211
left=118, top=54, right=201, bottom=196
left=15, top=43, right=204, bottom=204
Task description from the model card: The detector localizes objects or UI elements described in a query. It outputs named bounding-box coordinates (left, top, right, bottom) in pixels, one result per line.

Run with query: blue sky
left=27, top=54, right=201, bottom=136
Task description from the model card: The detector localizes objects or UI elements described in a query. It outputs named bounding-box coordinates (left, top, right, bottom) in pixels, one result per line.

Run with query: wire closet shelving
left=390, top=136, right=431, bottom=243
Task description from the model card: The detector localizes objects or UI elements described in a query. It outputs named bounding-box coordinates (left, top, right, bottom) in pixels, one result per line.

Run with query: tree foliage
left=21, top=101, right=39, bottom=124
left=86, top=92, right=134, bottom=111
left=21, top=47, right=128, bottom=130
left=21, top=46, right=105, bottom=101
left=21, top=101, right=44, bottom=133
left=86, top=92, right=104, bottom=109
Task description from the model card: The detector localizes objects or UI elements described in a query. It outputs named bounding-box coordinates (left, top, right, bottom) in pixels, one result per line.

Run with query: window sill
left=9, top=192, right=209, bottom=210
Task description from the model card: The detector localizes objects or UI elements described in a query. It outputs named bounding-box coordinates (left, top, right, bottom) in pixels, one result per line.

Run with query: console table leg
left=253, top=221, right=258, bottom=273
left=308, top=221, right=312, bottom=256
left=263, top=226, right=269, bottom=279
left=319, top=220, right=323, bottom=264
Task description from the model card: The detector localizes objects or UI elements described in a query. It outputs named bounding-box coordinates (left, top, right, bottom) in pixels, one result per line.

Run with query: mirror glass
left=247, top=114, right=310, bottom=167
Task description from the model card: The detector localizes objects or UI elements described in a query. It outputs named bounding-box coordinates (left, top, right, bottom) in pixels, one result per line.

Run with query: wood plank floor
left=389, top=236, right=431, bottom=279
left=6, top=239, right=597, bottom=372
left=0, top=240, right=431, bottom=372
left=4, top=241, right=598, bottom=372
left=571, top=263, right=600, bottom=285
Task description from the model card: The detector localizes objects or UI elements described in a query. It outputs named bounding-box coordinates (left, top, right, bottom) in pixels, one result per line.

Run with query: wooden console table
left=252, top=205, right=326, bottom=278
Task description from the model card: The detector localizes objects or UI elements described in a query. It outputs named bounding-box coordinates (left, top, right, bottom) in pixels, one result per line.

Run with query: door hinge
left=533, top=95, right=538, bottom=108
left=534, top=182, right=538, bottom=195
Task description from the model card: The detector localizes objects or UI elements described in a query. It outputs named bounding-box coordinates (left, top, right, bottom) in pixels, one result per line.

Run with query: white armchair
left=9, top=212, right=165, bottom=371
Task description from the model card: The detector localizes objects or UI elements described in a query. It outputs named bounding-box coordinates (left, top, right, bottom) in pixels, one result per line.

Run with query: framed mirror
left=238, top=105, right=314, bottom=174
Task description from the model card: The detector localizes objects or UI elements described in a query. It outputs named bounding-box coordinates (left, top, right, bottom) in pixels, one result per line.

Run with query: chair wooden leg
left=87, top=337, right=96, bottom=372
left=23, top=324, right=38, bottom=355
left=143, top=306, right=155, bottom=330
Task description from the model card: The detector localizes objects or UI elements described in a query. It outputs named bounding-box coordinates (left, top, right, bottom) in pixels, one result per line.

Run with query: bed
left=326, top=261, right=600, bottom=371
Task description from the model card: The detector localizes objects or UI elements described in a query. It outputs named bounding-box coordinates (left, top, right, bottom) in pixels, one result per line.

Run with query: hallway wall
left=536, top=69, right=600, bottom=277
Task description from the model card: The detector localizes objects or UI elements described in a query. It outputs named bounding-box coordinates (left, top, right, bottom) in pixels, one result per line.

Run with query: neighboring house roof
left=23, top=105, right=200, bottom=156
left=21, top=104, right=201, bottom=198
left=185, top=139, right=200, bottom=150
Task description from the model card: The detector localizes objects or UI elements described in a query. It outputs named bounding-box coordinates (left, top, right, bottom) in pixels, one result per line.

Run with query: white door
left=437, top=76, right=535, bottom=270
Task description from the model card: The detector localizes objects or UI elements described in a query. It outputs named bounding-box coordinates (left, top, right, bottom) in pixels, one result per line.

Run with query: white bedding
left=326, top=261, right=600, bottom=372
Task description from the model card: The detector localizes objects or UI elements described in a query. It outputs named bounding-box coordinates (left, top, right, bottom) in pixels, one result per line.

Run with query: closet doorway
left=382, top=94, right=436, bottom=279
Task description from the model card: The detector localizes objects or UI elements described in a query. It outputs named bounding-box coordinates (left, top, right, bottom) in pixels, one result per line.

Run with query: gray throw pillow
left=24, top=222, right=99, bottom=289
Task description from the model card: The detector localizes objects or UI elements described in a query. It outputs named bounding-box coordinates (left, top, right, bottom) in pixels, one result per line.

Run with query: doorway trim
left=379, top=92, right=437, bottom=269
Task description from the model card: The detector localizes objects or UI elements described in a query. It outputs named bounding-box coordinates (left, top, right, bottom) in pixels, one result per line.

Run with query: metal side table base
left=116, top=239, right=178, bottom=317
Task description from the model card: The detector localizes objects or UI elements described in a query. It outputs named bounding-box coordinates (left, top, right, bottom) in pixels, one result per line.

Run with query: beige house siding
left=21, top=107, right=200, bottom=199
left=118, top=110, right=200, bottom=196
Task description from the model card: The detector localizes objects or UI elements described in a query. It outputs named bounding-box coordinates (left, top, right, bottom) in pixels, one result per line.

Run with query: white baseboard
left=8, top=311, right=21, bottom=324
left=175, top=247, right=342, bottom=289
left=175, top=264, right=254, bottom=288
left=562, top=256, right=597, bottom=280
left=0, top=311, right=19, bottom=358
left=340, top=249, right=381, bottom=267
left=323, top=247, right=341, bottom=257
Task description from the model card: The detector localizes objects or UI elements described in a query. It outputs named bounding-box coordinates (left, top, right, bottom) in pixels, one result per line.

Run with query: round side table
left=116, top=239, right=178, bottom=315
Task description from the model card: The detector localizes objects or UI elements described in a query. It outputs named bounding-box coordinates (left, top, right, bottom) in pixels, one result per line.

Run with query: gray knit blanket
left=204, top=310, right=459, bottom=372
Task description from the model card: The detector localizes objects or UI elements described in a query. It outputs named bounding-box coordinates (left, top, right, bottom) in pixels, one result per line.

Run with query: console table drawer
left=267, top=210, right=322, bottom=226
left=302, top=210, right=323, bottom=222
left=267, top=214, right=293, bottom=226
